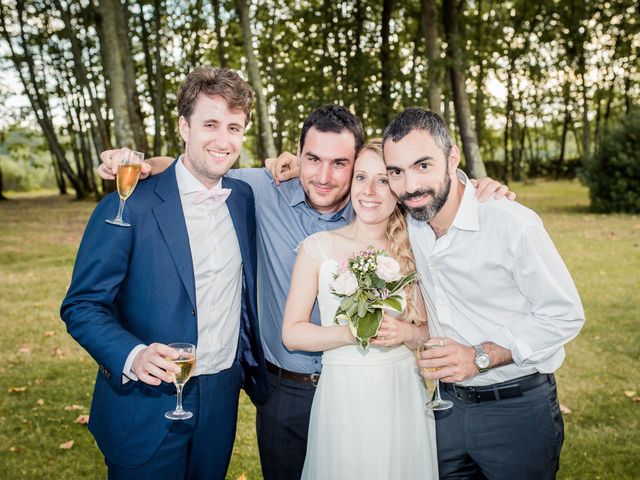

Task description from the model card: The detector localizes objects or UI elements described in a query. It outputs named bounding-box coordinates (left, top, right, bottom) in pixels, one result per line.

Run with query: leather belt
left=441, top=373, right=553, bottom=403
left=266, top=361, right=320, bottom=387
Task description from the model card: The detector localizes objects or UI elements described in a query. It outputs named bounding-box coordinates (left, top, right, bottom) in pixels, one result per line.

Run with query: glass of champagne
left=105, top=148, right=144, bottom=227
left=164, top=343, right=197, bottom=420
left=418, top=337, right=453, bottom=411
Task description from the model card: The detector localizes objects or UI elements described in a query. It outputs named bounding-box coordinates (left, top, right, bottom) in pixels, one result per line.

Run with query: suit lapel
left=152, top=162, right=197, bottom=309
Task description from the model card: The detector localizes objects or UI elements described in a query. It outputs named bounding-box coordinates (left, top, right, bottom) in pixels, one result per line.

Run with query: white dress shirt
left=409, top=172, right=585, bottom=386
left=123, top=158, right=242, bottom=381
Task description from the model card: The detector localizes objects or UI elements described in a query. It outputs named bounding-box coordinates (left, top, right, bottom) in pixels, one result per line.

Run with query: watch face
left=477, top=355, right=490, bottom=369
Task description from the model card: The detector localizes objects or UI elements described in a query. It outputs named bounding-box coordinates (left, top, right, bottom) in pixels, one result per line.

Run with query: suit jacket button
left=191, top=309, right=196, bottom=316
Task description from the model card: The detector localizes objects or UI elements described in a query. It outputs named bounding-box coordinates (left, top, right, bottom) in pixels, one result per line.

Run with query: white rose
left=375, top=255, right=402, bottom=282
left=331, top=271, right=359, bottom=296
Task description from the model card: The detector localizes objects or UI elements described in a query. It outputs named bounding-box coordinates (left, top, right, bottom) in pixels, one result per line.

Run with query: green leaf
left=355, top=309, right=383, bottom=348
left=387, top=272, right=418, bottom=293
left=357, top=298, right=368, bottom=317
left=340, top=295, right=355, bottom=311
left=376, top=296, right=403, bottom=312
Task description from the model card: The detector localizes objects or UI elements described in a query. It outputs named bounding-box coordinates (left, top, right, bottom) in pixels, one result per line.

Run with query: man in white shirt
left=61, top=66, right=267, bottom=479
left=383, top=108, right=585, bottom=479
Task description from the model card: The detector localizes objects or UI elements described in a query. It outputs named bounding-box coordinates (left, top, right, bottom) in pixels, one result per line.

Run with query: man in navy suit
left=61, top=66, right=267, bottom=479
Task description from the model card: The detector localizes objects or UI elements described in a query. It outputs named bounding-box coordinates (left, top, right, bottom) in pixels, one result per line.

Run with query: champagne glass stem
left=115, top=198, right=126, bottom=222
left=435, top=379, right=443, bottom=402
left=174, top=385, right=184, bottom=414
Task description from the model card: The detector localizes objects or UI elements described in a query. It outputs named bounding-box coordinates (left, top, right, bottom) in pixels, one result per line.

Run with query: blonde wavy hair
left=356, top=139, right=422, bottom=325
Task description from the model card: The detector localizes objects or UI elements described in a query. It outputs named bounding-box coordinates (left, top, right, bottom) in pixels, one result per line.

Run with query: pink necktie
left=193, top=188, right=232, bottom=205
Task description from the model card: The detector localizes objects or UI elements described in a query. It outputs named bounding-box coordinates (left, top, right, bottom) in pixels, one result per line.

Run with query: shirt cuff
left=490, top=327, right=533, bottom=367
left=122, top=344, right=147, bottom=384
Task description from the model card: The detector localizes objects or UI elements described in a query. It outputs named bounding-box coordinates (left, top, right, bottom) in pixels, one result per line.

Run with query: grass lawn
left=0, top=181, right=638, bottom=479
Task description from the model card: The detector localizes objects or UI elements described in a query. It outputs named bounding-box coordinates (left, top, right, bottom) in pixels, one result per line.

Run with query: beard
left=399, top=171, right=451, bottom=223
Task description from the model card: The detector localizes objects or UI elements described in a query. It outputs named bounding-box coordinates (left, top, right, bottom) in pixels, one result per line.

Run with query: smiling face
left=350, top=149, right=397, bottom=225
left=298, top=127, right=356, bottom=214
left=384, top=129, right=459, bottom=223
left=179, top=93, right=246, bottom=188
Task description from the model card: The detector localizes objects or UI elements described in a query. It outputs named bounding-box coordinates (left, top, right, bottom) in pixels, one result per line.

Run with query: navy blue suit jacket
left=61, top=161, right=267, bottom=468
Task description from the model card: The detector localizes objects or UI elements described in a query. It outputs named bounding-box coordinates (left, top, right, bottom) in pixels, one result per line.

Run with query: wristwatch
left=473, top=344, right=491, bottom=373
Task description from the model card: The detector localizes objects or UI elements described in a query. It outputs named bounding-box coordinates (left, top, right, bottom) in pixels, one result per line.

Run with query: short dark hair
left=299, top=104, right=365, bottom=155
left=382, top=107, right=452, bottom=157
left=177, top=66, right=254, bottom=124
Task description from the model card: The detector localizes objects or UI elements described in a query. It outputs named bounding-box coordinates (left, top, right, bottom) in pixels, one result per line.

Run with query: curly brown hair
left=177, top=66, right=254, bottom=124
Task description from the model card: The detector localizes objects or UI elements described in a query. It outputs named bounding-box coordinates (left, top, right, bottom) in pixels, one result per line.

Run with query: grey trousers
left=435, top=374, right=564, bottom=480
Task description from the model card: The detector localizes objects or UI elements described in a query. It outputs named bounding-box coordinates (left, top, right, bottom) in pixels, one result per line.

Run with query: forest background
left=0, top=0, right=639, bottom=478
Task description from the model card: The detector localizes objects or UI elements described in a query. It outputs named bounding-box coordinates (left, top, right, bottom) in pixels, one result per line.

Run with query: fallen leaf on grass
left=624, top=390, right=637, bottom=398
left=8, top=386, right=27, bottom=393
left=236, top=475, right=247, bottom=480
left=559, top=404, right=572, bottom=414
left=44, top=331, right=56, bottom=337
left=64, top=404, right=84, bottom=411
left=53, top=347, right=65, bottom=358
left=0, top=368, right=5, bottom=374
left=18, top=346, right=32, bottom=354
left=632, top=397, right=640, bottom=403
left=59, top=440, right=74, bottom=449
left=9, top=446, right=23, bottom=453
left=34, top=378, right=43, bottom=385
left=35, top=399, right=45, bottom=406
left=74, top=414, right=89, bottom=425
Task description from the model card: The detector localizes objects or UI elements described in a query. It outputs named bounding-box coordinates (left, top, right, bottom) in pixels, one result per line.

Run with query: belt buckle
left=310, top=373, right=320, bottom=387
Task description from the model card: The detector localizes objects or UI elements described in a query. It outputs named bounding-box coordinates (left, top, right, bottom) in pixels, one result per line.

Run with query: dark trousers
left=256, top=370, right=317, bottom=480
left=106, top=361, right=242, bottom=480
left=436, top=374, right=564, bottom=480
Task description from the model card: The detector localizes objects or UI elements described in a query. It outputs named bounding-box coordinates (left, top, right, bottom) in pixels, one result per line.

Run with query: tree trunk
left=97, top=0, right=137, bottom=149
left=442, top=0, right=486, bottom=179
left=420, top=0, right=441, bottom=115
left=350, top=0, right=365, bottom=118
left=0, top=162, right=7, bottom=201
left=114, top=0, right=148, bottom=152
left=153, top=0, right=165, bottom=155
left=473, top=0, right=485, bottom=146
left=557, top=96, right=571, bottom=180
left=235, top=0, right=277, bottom=161
left=51, top=152, right=67, bottom=195
left=211, top=0, right=228, bottom=68
left=380, top=0, right=394, bottom=127
left=55, top=0, right=112, bottom=156
left=578, top=55, right=590, bottom=164
left=1, top=1, right=87, bottom=198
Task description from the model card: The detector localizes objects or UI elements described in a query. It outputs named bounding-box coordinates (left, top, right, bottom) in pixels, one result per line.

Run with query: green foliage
left=582, top=110, right=640, bottom=213
left=0, top=127, right=57, bottom=192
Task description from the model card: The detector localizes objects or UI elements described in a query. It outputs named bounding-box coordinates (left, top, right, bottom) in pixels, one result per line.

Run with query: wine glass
left=105, top=148, right=145, bottom=227
left=418, top=337, right=453, bottom=411
left=164, top=343, right=197, bottom=420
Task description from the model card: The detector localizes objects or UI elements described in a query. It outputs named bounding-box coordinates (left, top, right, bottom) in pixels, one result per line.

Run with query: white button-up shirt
left=409, top=173, right=585, bottom=386
left=176, top=158, right=242, bottom=376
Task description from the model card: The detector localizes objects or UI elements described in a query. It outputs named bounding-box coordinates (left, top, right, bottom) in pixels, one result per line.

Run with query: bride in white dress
left=282, top=140, right=438, bottom=479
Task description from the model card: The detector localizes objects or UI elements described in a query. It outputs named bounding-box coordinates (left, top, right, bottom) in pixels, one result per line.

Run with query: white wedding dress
left=301, top=232, right=438, bottom=480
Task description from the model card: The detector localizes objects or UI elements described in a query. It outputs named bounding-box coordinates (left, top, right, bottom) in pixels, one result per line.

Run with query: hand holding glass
left=105, top=148, right=145, bottom=227
left=165, top=343, right=196, bottom=420
left=418, top=337, right=453, bottom=411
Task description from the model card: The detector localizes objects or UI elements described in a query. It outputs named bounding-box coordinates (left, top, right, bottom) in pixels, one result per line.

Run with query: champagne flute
left=164, top=343, right=197, bottom=420
left=105, top=148, right=144, bottom=227
left=418, top=337, right=453, bottom=411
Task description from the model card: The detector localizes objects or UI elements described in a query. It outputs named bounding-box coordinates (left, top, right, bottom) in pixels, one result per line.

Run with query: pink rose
left=375, top=255, right=402, bottom=282
left=331, top=271, right=359, bottom=296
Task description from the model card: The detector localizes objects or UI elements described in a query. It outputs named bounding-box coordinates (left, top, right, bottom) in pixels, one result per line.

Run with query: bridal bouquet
left=330, top=248, right=418, bottom=349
